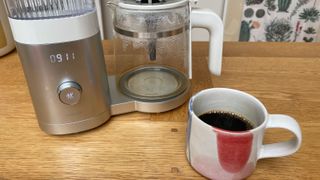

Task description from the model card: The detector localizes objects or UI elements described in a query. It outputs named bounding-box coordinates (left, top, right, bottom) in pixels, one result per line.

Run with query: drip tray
left=119, top=66, right=189, bottom=101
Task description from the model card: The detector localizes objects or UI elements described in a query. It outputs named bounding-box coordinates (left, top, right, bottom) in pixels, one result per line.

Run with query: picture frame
left=223, top=0, right=244, bottom=41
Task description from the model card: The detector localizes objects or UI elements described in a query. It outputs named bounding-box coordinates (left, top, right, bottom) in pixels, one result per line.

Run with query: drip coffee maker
left=4, top=0, right=223, bottom=135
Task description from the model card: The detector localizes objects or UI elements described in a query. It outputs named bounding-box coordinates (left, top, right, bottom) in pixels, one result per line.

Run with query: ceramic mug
left=186, top=88, right=302, bottom=180
left=0, top=0, right=14, bottom=57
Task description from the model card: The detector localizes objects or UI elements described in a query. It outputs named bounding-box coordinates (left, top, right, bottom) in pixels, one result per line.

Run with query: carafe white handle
left=191, top=9, right=223, bottom=76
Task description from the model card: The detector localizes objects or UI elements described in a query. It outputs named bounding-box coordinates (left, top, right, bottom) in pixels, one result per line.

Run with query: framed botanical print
left=223, top=0, right=320, bottom=42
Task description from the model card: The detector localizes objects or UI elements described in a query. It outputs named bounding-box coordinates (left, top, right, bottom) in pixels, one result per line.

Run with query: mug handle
left=191, top=9, right=224, bottom=76
left=258, top=114, right=302, bottom=159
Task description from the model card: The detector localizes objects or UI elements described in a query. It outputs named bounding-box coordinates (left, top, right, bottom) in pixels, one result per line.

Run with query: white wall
left=192, top=0, right=226, bottom=41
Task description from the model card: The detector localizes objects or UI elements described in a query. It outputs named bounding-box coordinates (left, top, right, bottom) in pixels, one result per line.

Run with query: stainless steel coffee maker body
left=4, top=0, right=111, bottom=134
left=16, top=34, right=111, bottom=135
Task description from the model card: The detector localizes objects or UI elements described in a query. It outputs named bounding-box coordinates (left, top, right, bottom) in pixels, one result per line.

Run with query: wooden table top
left=0, top=41, right=319, bottom=179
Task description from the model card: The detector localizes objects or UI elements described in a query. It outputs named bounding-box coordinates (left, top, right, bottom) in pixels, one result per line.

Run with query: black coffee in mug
left=199, top=111, right=254, bottom=131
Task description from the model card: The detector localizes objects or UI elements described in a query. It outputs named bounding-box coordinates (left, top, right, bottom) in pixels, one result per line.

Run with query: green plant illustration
left=239, top=20, right=261, bottom=41
left=244, top=8, right=254, bottom=18
left=303, top=37, right=314, bottom=42
left=304, top=27, right=317, bottom=34
left=265, top=18, right=293, bottom=42
left=278, top=0, right=292, bottom=12
left=265, top=0, right=277, bottom=14
left=299, top=7, right=320, bottom=22
left=290, top=0, right=311, bottom=19
left=246, top=0, right=264, bottom=5
left=239, top=21, right=251, bottom=41
left=256, top=9, right=266, bottom=18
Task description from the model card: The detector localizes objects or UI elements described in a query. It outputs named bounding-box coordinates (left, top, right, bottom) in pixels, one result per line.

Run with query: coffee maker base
left=108, top=75, right=191, bottom=115
left=38, top=111, right=111, bottom=135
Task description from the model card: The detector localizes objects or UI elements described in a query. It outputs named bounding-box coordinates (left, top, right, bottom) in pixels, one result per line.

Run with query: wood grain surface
left=0, top=42, right=319, bottom=179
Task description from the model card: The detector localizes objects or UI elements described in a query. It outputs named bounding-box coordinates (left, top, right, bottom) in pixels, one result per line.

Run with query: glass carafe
left=107, top=0, right=223, bottom=102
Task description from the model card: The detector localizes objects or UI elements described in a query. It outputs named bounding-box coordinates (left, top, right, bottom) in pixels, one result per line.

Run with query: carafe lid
left=118, top=0, right=189, bottom=10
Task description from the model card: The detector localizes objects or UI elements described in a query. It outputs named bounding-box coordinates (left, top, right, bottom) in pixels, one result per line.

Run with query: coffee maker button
left=58, top=82, right=82, bottom=106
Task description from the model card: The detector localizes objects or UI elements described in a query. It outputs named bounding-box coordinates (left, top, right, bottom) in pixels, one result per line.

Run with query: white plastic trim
left=9, top=11, right=99, bottom=44
left=95, top=0, right=105, bottom=39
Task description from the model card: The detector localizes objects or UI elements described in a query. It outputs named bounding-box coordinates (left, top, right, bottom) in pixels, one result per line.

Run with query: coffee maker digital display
left=49, top=52, right=76, bottom=63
